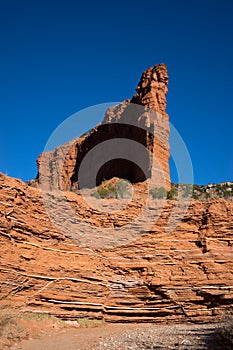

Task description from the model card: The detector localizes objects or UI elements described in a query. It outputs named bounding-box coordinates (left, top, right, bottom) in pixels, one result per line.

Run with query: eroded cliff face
left=131, top=63, right=169, bottom=116
left=36, top=64, right=171, bottom=191
left=0, top=173, right=232, bottom=323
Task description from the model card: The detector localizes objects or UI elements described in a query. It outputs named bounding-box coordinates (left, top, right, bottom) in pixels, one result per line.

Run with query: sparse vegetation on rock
left=76, top=317, right=105, bottom=328
left=166, top=187, right=178, bottom=200
left=150, top=182, right=233, bottom=201
left=149, top=187, right=167, bottom=199
left=92, top=178, right=132, bottom=199
left=0, top=307, right=27, bottom=348
left=180, top=182, right=233, bottom=200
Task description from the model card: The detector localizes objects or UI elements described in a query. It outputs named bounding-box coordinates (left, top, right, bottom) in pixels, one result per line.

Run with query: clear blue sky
left=1, top=0, right=232, bottom=185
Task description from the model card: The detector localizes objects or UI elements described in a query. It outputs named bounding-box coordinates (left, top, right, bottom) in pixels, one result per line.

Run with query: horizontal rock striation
left=0, top=173, right=232, bottom=323
left=131, top=63, right=169, bottom=116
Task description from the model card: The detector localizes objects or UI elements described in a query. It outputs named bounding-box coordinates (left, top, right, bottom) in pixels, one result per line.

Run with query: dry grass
left=0, top=307, right=105, bottom=348
left=76, top=317, right=105, bottom=328
left=0, top=306, right=28, bottom=348
left=22, top=311, right=61, bottom=323
left=0, top=308, right=62, bottom=348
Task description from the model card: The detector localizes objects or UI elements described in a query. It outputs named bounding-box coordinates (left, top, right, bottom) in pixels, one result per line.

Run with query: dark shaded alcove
left=70, top=122, right=154, bottom=189
left=96, top=158, right=147, bottom=186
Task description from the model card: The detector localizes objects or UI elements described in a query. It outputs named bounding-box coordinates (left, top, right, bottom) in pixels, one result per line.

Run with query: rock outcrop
left=36, top=64, right=171, bottom=191
left=131, top=63, right=169, bottom=116
left=0, top=173, right=232, bottom=323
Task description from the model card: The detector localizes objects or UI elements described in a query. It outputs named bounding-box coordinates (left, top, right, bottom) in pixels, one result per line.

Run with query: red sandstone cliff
left=0, top=173, right=232, bottom=323
left=36, top=64, right=171, bottom=191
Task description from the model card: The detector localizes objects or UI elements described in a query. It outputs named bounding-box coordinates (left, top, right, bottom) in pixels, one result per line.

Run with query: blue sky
left=1, top=0, right=232, bottom=185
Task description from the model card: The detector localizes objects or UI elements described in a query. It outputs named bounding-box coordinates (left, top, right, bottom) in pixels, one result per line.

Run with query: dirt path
left=10, top=323, right=220, bottom=350
left=10, top=323, right=140, bottom=350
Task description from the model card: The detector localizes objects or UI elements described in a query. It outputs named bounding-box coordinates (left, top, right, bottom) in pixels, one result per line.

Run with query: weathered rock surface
left=0, top=172, right=232, bottom=323
left=131, top=63, right=169, bottom=116
left=36, top=64, right=171, bottom=191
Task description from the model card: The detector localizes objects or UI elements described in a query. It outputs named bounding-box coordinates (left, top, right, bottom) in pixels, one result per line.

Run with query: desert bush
left=22, top=312, right=60, bottom=322
left=149, top=187, right=167, bottom=199
left=0, top=306, right=27, bottom=343
left=92, top=179, right=131, bottom=199
left=167, top=187, right=178, bottom=200
left=0, top=307, right=18, bottom=336
left=149, top=186, right=179, bottom=200
left=215, top=183, right=233, bottom=198
left=92, top=183, right=117, bottom=199
left=191, top=182, right=233, bottom=200
left=76, top=317, right=105, bottom=328
left=192, top=184, right=202, bottom=199
left=180, top=184, right=193, bottom=198
left=116, top=179, right=131, bottom=199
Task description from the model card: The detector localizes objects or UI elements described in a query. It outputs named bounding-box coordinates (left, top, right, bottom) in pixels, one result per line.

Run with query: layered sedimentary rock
left=36, top=64, right=171, bottom=191
left=0, top=173, right=232, bottom=323
left=131, top=63, right=169, bottom=115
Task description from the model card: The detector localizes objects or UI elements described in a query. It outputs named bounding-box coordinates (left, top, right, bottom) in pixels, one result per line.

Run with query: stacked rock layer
left=0, top=173, right=232, bottom=323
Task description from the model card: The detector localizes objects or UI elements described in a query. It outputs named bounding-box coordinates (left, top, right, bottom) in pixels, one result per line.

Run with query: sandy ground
left=9, top=322, right=219, bottom=350
left=9, top=323, right=138, bottom=350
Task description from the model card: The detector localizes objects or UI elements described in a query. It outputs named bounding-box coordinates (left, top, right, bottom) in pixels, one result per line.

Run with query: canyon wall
left=0, top=173, right=232, bottom=323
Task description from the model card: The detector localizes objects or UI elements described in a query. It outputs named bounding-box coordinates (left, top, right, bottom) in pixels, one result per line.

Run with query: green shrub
left=150, top=187, right=167, bottom=199
left=192, top=184, right=204, bottom=199
left=93, top=184, right=117, bottom=199
left=91, top=179, right=131, bottom=199
left=180, top=184, right=193, bottom=198
left=192, top=192, right=200, bottom=199
left=167, top=187, right=178, bottom=200
left=116, top=179, right=131, bottom=199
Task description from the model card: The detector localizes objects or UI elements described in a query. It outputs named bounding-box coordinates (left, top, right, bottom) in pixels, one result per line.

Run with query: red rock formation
left=131, top=63, right=169, bottom=116
left=0, top=173, right=232, bottom=323
left=36, top=64, right=171, bottom=191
